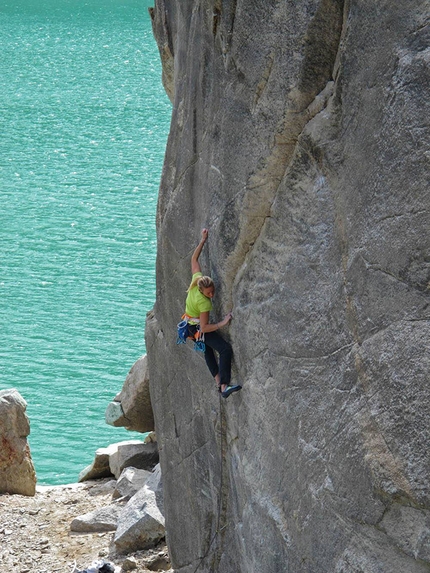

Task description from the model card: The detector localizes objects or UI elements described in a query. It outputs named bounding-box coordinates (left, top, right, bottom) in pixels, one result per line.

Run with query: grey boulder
left=79, top=439, right=158, bottom=482
left=70, top=503, right=124, bottom=533
left=114, top=465, right=165, bottom=554
left=113, top=467, right=152, bottom=501
left=109, top=440, right=159, bottom=479
left=105, top=355, right=154, bottom=433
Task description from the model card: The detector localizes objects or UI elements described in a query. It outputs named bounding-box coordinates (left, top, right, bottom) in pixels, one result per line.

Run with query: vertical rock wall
left=147, top=1, right=430, bottom=572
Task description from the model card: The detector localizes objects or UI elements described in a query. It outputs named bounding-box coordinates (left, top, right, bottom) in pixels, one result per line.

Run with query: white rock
left=78, top=444, right=118, bottom=482
left=109, top=440, right=159, bottom=479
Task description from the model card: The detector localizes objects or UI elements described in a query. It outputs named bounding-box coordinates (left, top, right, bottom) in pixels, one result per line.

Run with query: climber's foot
left=221, top=385, right=242, bottom=399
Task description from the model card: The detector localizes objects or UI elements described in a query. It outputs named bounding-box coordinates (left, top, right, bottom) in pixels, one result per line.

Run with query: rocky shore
left=0, top=480, right=171, bottom=573
left=1, top=357, right=171, bottom=572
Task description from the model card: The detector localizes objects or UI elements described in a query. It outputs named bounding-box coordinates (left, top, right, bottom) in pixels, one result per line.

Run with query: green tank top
left=185, top=272, right=212, bottom=319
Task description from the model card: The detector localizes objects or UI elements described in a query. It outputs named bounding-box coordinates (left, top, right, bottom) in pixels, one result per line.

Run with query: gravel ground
left=0, top=480, right=172, bottom=573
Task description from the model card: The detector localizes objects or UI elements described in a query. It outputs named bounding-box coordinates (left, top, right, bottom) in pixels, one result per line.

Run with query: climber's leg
left=204, top=332, right=232, bottom=390
left=204, top=343, right=219, bottom=379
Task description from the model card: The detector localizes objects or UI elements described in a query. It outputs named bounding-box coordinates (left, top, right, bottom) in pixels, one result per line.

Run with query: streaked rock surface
left=147, top=1, right=430, bottom=572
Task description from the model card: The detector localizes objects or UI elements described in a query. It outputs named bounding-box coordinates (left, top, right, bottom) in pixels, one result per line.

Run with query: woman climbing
left=184, top=228, right=242, bottom=399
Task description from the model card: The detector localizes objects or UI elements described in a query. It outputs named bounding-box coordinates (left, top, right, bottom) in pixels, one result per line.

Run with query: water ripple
left=1, top=0, right=171, bottom=484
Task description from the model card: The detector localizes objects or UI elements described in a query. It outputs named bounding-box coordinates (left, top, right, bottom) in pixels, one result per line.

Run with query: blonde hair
left=187, top=275, right=214, bottom=293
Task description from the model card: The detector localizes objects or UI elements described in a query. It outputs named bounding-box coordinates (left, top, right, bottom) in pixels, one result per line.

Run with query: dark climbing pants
left=203, top=331, right=232, bottom=387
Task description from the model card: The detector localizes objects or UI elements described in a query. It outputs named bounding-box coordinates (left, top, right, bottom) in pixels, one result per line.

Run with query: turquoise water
left=0, top=0, right=171, bottom=484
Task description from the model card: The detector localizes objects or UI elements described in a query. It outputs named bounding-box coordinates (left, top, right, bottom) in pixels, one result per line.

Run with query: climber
left=184, top=228, right=242, bottom=399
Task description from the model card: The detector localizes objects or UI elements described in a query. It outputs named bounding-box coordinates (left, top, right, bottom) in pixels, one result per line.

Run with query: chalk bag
left=176, top=319, right=189, bottom=344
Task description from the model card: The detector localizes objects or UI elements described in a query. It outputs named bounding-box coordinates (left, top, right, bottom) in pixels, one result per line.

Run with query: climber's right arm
left=199, top=311, right=232, bottom=333
left=191, top=228, right=208, bottom=274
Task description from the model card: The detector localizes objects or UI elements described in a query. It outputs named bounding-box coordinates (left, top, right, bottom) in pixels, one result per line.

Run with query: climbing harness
left=176, top=314, right=206, bottom=352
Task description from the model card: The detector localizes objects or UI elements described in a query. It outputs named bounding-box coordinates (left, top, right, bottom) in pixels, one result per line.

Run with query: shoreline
left=0, top=478, right=171, bottom=573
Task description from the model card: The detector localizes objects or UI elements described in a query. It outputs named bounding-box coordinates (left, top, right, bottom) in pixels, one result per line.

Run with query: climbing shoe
left=221, top=385, right=242, bottom=398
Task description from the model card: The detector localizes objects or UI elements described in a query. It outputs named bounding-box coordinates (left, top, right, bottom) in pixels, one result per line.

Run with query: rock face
left=147, top=1, right=430, bottom=573
left=105, top=355, right=155, bottom=433
left=0, top=389, right=36, bottom=496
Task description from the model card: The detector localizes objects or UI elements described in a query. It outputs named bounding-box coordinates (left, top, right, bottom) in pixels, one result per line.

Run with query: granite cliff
left=146, top=1, right=430, bottom=572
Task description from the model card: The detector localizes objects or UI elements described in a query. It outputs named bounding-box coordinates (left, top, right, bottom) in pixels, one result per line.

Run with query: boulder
left=105, top=355, right=154, bottom=433
left=78, top=443, right=117, bottom=482
left=70, top=503, right=124, bottom=533
left=109, top=440, right=159, bottom=479
left=79, top=440, right=159, bottom=483
left=113, top=467, right=152, bottom=500
left=0, top=389, right=36, bottom=496
left=114, top=470, right=165, bottom=554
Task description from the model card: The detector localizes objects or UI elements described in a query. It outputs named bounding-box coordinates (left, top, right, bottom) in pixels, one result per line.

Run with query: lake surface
left=0, top=0, right=171, bottom=484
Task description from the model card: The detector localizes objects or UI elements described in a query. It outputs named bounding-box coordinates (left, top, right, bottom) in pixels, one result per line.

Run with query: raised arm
left=191, top=228, right=209, bottom=274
